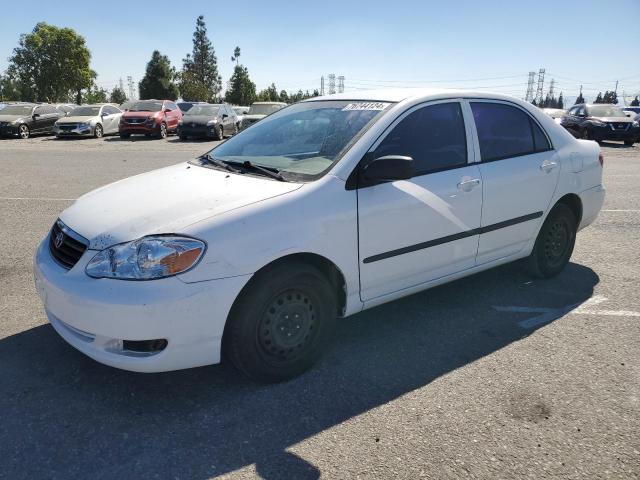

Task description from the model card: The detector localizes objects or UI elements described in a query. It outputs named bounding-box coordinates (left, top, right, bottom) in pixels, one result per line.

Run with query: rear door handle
left=457, top=178, right=481, bottom=191
left=540, top=160, right=558, bottom=172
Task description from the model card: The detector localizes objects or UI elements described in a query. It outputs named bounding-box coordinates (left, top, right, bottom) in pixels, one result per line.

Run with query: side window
left=471, top=102, right=537, bottom=161
left=577, top=106, right=585, bottom=116
left=105, top=106, right=119, bottom=114
left=34, top=106, right=46, bottom=115
left=374, top=102, right=468, bottom=175
left=531, top=120, right=551, bottom=152
left=167, top=102, right=178, bottom=111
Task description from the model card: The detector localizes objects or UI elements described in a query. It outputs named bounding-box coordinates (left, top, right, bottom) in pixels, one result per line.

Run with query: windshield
left=588, top=105, right=627, bottom=118
left=1, top=105, right=34, bottom=115
left=177, top=102, right=194, bottom=112
left=186, top=105, right=220, bottom=116
left=206, top=100, right=393, bottom=179
left=70, top=106, right=101, bottom=116
left=248, top=104, right=286, bottom=115
left=129, top=100, right=163, bottom=112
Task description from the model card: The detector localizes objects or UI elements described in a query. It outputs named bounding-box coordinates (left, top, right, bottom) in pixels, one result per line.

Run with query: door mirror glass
left=363, top=155, right=413, bottom=182
left=32, top=113, right=40, bottom=118
left=222, top=113, right=229, bottom=119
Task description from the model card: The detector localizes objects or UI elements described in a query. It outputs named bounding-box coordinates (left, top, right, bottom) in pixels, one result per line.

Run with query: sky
left=1, top=0, right=639, bottom=104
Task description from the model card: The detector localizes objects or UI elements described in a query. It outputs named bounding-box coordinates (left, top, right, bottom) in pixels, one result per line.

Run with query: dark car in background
left=177, top=103, right=238, bottom=140
left=176, top=101, right=207, bottom=113
left=242, top=101, right=287, bottom=128
left=561, top=103, right=640, bottom=146
left=0, top=103, right=62, bottom=139
left=119, top=99, right=182, bottom=139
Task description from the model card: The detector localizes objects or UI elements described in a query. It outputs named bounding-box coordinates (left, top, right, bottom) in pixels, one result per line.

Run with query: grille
left=611, top=123, right=629, bottom=131
left=59, top=125, right=76, bottom=131
left=126, top=118, right=146, bottom=124
left=49, top=220, right=89, bottom=270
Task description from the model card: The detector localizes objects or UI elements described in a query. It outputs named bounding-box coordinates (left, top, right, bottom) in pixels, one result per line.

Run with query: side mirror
left=101, top=112, right=108, bottom=117
left=222, top=114, right=229, bottom=119
left=362, top=155, right=413, bottom=182
left=32, top=113, right=40, bottom=119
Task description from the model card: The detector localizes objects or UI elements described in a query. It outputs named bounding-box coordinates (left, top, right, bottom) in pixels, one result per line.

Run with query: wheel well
left=556, top=193, right=582, bottom=225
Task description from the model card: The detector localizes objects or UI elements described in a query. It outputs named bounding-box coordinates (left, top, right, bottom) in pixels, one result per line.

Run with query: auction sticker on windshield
left=342, top=102, right=390, bottom=111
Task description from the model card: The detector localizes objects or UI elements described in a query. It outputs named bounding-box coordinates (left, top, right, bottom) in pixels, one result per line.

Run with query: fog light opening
left=122, top=339, right=168, bottom=353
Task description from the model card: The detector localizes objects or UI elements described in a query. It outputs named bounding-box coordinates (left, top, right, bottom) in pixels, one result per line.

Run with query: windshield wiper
left=199, top=153, right=241, bottom=173
left=236, top=161, right=285, bottom=181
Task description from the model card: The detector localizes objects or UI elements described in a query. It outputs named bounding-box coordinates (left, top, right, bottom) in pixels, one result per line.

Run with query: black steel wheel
left=527, top=204, right=577, bottom=278
left=224, top=262, right=336, bottom=382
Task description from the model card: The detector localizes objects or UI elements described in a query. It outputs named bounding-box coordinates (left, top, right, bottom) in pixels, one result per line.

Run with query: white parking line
left=493, top=295, right=640, bottom=328
left=602, top=209, right=640, bottom=212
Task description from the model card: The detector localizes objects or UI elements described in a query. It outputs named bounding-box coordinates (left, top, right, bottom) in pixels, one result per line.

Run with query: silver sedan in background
left=54, top=104, right=123, bottom=138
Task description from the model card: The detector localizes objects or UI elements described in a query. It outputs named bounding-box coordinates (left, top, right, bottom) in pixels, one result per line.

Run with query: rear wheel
left=18, top=124, right=30, bottom=139
left=94, top=124, right=103, bottom=138
left=527, top=204, right=577, bottom=278
left=224, top=262, right=337, bottom=382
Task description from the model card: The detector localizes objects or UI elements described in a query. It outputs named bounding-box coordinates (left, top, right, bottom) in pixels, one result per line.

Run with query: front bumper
left=119, top=122, right=159, bottom=135
left=33, top=237, right=250, bottom=372
left=54, top=125, right=93, bottom=137
left=0, top=124, right=18, bottom=136
left=178, top=123, right=217, bottom=138
left=589, top=124, right=640, bottom=142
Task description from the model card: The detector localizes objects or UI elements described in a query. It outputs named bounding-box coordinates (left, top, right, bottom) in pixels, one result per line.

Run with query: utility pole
left=338, top=76, right=345, bottom=94
left=535, top=68, right=545, bottom=105
left=525, top=71, right=535, bottom=102
left=119, top=78, right=124, bottom=93
left=548, top=78, right=555, bottom=99
left=614, top=80, right=618, bottom=95
left=320, top=76, right=325, bottom=96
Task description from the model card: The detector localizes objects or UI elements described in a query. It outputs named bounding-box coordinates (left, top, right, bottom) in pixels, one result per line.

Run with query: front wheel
left=224, top=262, right=337, bottom=382
left=18, top=124, right=30, bottom=139
left=527, top=204, right=577, bottom=278
left=214, top=124, right=223, bottom=140
left=94, top=124, right=103, bottom=138
left=157, top=123, right=167, bottom=139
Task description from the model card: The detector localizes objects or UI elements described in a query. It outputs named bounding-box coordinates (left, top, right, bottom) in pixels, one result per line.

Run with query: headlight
left=633, top=121, right=639, bottom=127
left=146, top=116, right=156, bottom=123
left=85, top=235, right=206, bottom=280
left=79, top=122, right=90, bottom=128
left=207, top=119, right=218, bottom=125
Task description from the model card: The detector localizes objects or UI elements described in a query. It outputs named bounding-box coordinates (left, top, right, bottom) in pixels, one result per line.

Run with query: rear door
left=357, top=100, right=483, bottom=301
left=469, top=101, right=560, bottom=264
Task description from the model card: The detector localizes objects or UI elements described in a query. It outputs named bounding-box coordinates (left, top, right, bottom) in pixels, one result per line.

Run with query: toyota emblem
left=54, top=231, right=64, bottom=248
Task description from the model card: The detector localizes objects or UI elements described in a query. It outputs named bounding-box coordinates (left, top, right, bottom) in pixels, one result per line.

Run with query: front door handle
left=540, top=160, right=558, bottom=172
left=457, top=178, right=481, bottom=191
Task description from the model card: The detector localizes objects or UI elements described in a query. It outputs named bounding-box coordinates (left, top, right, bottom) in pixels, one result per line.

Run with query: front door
left=357, top=101, right=483, bottom=301
left=469, top=101, right=561, bottom=264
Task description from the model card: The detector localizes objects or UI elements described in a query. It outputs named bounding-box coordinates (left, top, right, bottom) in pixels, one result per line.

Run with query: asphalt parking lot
left=0, top=135, right=638, bottom=479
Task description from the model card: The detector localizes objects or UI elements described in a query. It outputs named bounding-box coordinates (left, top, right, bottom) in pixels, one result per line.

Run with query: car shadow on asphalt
left=598, top=141, right=636, bottom=149
left=0, top=262, right=599, bottom=479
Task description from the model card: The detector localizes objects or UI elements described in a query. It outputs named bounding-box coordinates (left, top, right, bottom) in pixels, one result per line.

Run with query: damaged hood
left=60, top=162, right=302, bottom=250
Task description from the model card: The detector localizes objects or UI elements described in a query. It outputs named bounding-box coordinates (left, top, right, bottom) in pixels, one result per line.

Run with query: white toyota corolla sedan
left=34, top=89, right=605, bottom=382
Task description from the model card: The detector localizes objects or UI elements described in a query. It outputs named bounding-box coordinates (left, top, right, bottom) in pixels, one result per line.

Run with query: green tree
left=139, top=50, right=178, bottom=100
left=6, top=22, right=94, bottom=103
left=312, top=89, right=320, bottom=97
left=279, top=90, right=289, bottom=103
left=231, top=46, right=241, bottom=66
left=594, top=92, right=603, bottom=104
left=0, top=72, right=22, bottom=101
left=575, top=92, right=585, bottom=104
left=557, top=92, right=564, bottom=109
left=631, top=96, right=640, bottom=107
left=83, top=86, right=108, bottom=103
left=257, top=83, right=279, bottom=101
left=179, top=15, right=222, bottom=101
left=225, top=64, right=256, bottom=105
left=109, top=86, right=127, bottom=104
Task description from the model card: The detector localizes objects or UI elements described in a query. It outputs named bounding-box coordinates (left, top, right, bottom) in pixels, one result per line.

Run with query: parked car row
left=542, top=104, right=640, bottom=146
left=0, top=99, right=288, bottom=140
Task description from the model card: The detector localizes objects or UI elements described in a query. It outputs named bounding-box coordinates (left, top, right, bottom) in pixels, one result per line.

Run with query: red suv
left=119, top=99, right=182, bottom=139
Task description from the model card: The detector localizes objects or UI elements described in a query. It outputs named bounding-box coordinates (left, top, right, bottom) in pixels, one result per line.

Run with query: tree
left=257, top=83, right=279, bottom=101
left=557, top=92, right=564, bottom=109
left=225, top=64, right=256, bottom=106
left=0, top=73, right=22, bottom=101
left=279, top=90, right=289, bottom=103
left=83, top=86, right=108, bottom=103
left=109, top=86, right=127, bottom=104
left=6, top=22, right=94, bottom=103
left=138, top=50, right=178, bottom=100
left=631, top=96, right=640, bottom=107
left=594, top=92, right=603, bottom=104
left=312, top=89, right=320, bottom=97
left=575, top=92, right=585, bottom=105
left=179, top=15, right=222, bottom=101
left=231, top=46, right=241, bottom=66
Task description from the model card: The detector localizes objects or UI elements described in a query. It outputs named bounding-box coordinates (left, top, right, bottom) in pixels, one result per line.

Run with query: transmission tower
left=548, top=78, right=555, bottom=99
left=328, top=74, right=336, bottom=95
left=337, top=76, right=345, bottom=93
left=525, top=71, right=535, bottom=101
left=535, top=68, right=545, bottom=104
left=320, top=76, right=325, bottom=96
left=126, top=76, right=135, bottom=100
left=119, top=77, right=125, bottom=94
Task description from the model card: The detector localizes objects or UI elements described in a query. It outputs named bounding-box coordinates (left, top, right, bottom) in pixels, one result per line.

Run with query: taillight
left=598, top=152, right=604, bottom=167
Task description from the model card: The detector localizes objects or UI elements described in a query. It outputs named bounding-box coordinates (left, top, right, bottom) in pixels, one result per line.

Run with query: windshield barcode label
left=342, top=102, right=390, bottom=111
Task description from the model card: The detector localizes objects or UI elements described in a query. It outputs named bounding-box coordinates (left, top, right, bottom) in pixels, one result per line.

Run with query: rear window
left=471, top=102, right=550, bottom=162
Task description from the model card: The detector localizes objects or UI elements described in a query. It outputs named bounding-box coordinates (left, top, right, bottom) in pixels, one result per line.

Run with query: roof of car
left=252, top=101, right=288, bottom=105
left=303, top=88, right=527, bottom=104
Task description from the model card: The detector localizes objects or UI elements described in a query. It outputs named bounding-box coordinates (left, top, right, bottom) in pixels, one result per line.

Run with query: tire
left=527, top=204, right=577, bottom=278
left=94, top=124, right=103, bottom=138
left=120, top=132, right=130, bottom=139
left=18, top=124, right=30, bottom=139
left=233, top=123, right=239, bottom=136
left=624, top=140, right=634, bottom=146
left=157, top=123, right=167, bottom=139
left=214, top=124, right=223, bottom=140
left=224, top=262, right=337, bottom=382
